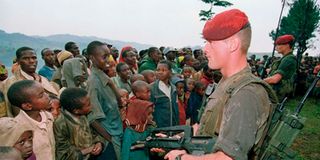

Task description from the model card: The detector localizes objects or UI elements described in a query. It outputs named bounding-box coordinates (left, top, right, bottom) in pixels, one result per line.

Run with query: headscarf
left=0, top=117, right=33, bottom=146
left=119, top=46, right=133, bottom=63
left=125, top=99, right=154, bottom=132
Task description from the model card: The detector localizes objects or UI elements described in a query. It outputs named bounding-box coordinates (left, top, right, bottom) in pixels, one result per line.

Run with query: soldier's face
left=204, top=40, right=228, bottom=70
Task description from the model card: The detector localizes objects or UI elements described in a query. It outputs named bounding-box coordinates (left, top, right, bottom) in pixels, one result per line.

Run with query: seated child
left=0, top=146, right=23, bottom=160
left=121, top=80, right=155, bottom=160
left=7, top=80, right=55, bottom=160
left=48, top=95, right=61, bottom=119
left=141, top=70, right=156, bottom=84
left=54, top=87, right=105, bottom=160
left=187, top=81, right=206, bottom=125
left=0, top=117, right=36, bottom=160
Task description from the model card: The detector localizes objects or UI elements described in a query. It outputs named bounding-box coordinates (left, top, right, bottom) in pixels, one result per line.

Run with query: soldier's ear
left=227, top=36, right=240, bottom=53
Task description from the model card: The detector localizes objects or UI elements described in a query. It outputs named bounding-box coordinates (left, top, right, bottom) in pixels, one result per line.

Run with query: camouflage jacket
left=53, top=109, right=105, bottom=160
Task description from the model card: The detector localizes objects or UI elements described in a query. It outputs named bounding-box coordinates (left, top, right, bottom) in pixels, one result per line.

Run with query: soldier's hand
left=164, top=150, right=187, bottom=160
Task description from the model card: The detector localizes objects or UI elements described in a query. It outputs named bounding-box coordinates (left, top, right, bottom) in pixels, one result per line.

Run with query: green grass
left=286, top=97, right=320, bottom=160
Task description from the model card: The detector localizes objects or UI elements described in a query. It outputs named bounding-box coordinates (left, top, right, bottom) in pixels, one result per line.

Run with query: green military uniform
left=54, top=109, right=105, bottom=160
left=198, top=67, right=276, bottom=160
left=268, top=52, right=297, bottom=100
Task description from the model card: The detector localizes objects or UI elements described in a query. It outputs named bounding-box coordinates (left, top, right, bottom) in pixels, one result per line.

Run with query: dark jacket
left=150, top=80, right=179, bottom=127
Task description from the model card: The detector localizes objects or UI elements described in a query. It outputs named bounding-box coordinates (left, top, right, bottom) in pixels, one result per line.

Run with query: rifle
left=131, top=125, right=215, bottom=156
left=259, top=71, right=320, bottom=159
left=260, top=57, right=272, bottom=79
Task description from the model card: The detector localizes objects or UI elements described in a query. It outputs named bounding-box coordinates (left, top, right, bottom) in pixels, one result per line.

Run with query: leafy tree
left=270, top=0, right=320, bottom=67
left=199, top=0, right=233, bottom=21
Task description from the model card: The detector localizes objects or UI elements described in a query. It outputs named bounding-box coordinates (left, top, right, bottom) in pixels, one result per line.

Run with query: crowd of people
left=0, top=8, right=319, bottom=160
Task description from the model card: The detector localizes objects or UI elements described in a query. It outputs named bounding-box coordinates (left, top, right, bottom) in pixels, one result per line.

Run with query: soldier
left=264, top=34, right=297, bottom=100
left=164, top=9, right=276, bottom=160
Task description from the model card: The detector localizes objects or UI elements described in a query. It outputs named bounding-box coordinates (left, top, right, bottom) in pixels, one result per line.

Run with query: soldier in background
left=264, top=34, right=297, bottom=100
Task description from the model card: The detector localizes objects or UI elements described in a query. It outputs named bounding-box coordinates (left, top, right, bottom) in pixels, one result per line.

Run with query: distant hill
left=0, top=29, right=152, bottom=68
left=0, top=29, right=274, bottom=70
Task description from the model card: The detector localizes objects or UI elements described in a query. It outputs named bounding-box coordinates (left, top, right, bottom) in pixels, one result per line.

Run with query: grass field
left=287, top=97, right=320, bottom=160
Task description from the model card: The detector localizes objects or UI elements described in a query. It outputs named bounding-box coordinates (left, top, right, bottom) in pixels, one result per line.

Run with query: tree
left=199, top=0, right=233, bottom=21
left=269, top=0, right=320, bottom=68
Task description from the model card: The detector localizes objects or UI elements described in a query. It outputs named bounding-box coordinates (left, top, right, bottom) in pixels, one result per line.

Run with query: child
left=182, top=66, right=194, bottom=79
left=122, top=80, right=155, bottom=160
left=7, top=80, right=55, bottom=160
left=48, top=95, right=61, bottom=119
left=141, top=70, right=156, bottom=84
left=0, top=146, right=23, bottom=160
left=112, top=62, right=132, bottom=93
left=185, top=78, right=195, bottom=103
left=150, top=60, right=179, bottom=127
left=0, top=117, right=36, bottom=160
left=172, top=78, right=187, bottom=125
left=118, top=88, right=129, bottom=124
left=130, top=74, right=145, bottom=84
left=54, top=87, right=105, bottom=160
left=187, top=81, right=206, bottom=125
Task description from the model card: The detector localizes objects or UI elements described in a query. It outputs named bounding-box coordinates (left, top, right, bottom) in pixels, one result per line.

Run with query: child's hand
left=91, top=142, right=102, bottom=155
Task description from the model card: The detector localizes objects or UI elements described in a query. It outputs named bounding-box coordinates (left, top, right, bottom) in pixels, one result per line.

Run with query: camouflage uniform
left=198, top=67, right=275, bottom=160
left=268, top=52, right=297, bottom=100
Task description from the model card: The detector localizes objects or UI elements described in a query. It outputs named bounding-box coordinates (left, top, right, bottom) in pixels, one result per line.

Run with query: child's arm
left=90, top=120, right=112, bottom=142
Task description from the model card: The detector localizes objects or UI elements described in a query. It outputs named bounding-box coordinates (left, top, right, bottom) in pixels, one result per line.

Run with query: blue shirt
left=38, top=65, right=55, bottom=80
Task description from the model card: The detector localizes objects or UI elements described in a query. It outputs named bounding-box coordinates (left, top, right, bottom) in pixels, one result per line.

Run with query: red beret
left=275, top=35, right=295, bottom=45
left=202, top=9, right=249, bottom=41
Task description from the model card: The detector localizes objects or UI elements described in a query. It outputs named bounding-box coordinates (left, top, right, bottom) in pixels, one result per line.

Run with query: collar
left=91, top=67, right=110, bottom=86
left=62, top=109, right=82, bottom=124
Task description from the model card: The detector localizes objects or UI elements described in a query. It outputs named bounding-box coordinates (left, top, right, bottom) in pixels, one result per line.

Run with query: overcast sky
left=0, top=0, right=319, bottom=56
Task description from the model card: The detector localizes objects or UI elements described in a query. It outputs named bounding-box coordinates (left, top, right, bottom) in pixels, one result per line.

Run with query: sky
left=0, top=0, right=319, bottom=56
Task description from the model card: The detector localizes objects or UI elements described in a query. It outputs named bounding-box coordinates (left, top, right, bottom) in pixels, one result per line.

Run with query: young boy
left=112, top=62, right=132, bottom=93
left=0, top=117, right=36, bottom=160
left=54, top=87, right=104, bottom=160
left=141, top=70, right=156, bottom=84
left=122, top=80, right=155, bottom=160
left=48, top=95, right=61, bottom=119
left=150, top=60, right=179, bottom=127
left=172, top=78, right=187, bottom=125
left=187, top=81, right=206, bottom=125
left=7, top=80, right=55, bottom=160
left=86, top=41, right=123, bottom=160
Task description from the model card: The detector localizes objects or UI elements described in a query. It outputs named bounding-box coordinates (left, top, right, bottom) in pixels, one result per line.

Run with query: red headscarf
left=119, top=46, right=133, bottom=63
left=125, top=99, right=154, bottom=132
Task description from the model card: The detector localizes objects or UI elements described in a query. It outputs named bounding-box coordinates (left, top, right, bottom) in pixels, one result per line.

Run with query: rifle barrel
left=294, top=71, right=320, bottom=115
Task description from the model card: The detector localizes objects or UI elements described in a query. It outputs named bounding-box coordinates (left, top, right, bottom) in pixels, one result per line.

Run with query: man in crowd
left=139, top=47, right=162, bottom=73
left=38, top=48, right=56, bottom=80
